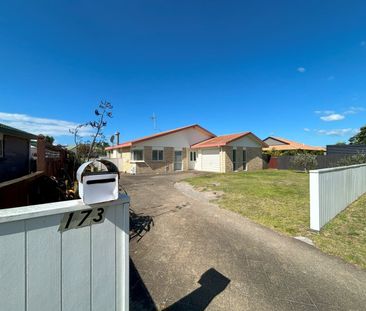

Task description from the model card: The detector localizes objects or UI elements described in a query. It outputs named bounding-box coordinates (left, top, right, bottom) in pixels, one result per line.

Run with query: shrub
left=335, top=153, right=366, bottom=167
left=291, top=154, right=318, bottom=172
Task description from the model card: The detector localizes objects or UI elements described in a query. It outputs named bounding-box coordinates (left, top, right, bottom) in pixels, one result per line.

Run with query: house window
left=190, top=151, right=197, bottom=161
left=0, top=134, right=3, bottom=158
left=232, top=149, right=237, bottom=170
left=243, top=149, right=247, bottom=171
left=152, top=149, right=164, bottom=161
left=131, top=149, right=143, bottom=161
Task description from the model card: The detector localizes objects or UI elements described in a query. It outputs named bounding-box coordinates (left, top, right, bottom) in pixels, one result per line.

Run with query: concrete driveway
left=124, top=172, right=366, bottom=311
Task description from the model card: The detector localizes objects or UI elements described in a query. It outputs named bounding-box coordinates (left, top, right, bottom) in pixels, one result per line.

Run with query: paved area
left=125, top=172, right=366, bottom=311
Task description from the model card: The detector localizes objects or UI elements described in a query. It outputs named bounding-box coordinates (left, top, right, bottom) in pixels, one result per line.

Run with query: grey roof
left=0, top=123, right=38, bottom=139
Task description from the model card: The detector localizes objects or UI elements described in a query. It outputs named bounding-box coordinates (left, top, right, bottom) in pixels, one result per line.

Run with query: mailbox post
left=77, top=159, right=120, bottom=205
left=0, top=160, right=129, bottom=311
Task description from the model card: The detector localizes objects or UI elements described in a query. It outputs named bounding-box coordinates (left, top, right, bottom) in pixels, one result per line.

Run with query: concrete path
left=125, top=173, right=366, bottom=311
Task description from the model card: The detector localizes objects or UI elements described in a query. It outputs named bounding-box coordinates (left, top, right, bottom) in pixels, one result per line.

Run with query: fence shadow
left=130, top=209, right=154, bottom=242
left=163, top=268, right=230, bottom=311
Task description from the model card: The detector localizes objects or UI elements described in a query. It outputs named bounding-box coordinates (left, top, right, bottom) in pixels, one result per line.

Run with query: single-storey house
left=263, top=136, right=325, bottom=153
left=105, top=124, right=267, bottom=174
left=0, top=123, right=37, bottom=182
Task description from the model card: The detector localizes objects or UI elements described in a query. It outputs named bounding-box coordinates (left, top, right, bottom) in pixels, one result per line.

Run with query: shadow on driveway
left=163, top=268, right=230, bottom=311
left=130, top=208, right=154, bottom=242
left=130, top=260, right=230, bottom=311
left=130, top=258, right=157, bottom=311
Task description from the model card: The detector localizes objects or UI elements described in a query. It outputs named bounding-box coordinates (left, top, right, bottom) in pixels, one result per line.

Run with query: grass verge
left=185, top=170, right=366, bottom=269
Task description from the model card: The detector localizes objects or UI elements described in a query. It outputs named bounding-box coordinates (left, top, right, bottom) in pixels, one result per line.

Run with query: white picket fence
left=310, top=163, right=366, bottom=231
left=0, top=195, right=130, bottom=311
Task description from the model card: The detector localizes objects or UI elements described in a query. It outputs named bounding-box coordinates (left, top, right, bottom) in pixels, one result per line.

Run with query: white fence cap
left=309, top=162, right=366, bottom=174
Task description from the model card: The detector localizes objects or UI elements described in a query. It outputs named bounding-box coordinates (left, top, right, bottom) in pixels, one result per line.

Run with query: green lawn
left=185, top=170, right=366, bottom=269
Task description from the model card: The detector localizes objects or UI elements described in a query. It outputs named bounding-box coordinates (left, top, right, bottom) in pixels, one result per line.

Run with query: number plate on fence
left=58, top=207, right=105, bottom=232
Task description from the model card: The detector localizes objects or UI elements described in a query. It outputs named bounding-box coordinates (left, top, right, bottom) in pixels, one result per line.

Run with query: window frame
left=131, top=149, right=144, bottom=162
left=152, top=149, right=164, bottom=161
left=190, top=151, right=197, bottom=161
left=242, top=149, right=247, bottom=171
left=232, top=149, right=237, bottom=171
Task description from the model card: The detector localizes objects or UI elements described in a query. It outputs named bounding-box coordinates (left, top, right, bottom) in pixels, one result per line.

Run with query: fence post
left=310, top=170, right=320, bottom=231
left=37, top=135, right=46, bottom=172
left=0, top=196, right=130, bottom=311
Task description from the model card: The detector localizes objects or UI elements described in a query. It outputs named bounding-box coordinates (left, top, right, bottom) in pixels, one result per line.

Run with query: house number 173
left=58, top=207, right=105, bottom=232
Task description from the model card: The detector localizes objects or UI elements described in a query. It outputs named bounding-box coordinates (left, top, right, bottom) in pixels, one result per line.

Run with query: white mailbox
left=77, top=159, right=119, bottom=205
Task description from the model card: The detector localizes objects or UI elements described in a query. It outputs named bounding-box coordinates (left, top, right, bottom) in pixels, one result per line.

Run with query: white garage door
left=201, top=148, right=220, bottom=172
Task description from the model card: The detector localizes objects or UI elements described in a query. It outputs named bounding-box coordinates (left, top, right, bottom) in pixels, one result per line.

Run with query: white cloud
left=316, top=128, right=358, bottom=136
left=303, top=128, right=311, bottom=132
left=314, top=110, right=335, bottom=115
left=343, top=106, right=365, bottom=115
left=297, top=67, right=306, bottom=73
left=0, top=112, right=94, bottom=137
left=320, top=113, right=345, bottom=121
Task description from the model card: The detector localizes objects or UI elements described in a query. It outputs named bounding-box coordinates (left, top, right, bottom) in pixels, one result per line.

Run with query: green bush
left=335, top=153, right=366, bottom=167
left=290, top=153, right=318, bottom=172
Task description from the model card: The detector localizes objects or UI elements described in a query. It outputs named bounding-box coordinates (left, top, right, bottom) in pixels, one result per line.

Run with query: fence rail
left=0, top=195, right=130, bottom=311
left=0, top=171, right=45, bottom=208
left=309, top=163, right=366, bottom=231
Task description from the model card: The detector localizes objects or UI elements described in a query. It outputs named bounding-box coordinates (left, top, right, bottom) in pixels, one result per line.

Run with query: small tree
left=86, top=101, right=113, bottom=161
left=69, top=101, right=113, bottom=163
left=45, top=135, right=55, bottom=145
left=291, top=153, right=318, bottom=172
left=349, top=125, right=366, bottom=144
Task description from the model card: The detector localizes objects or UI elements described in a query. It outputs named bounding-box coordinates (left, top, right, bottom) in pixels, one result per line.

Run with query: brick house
left=105, top=124, right=267, bottom=174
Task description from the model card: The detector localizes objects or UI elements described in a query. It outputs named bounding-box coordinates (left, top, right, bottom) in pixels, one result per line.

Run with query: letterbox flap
left=77, top=159, right=119, bottom=182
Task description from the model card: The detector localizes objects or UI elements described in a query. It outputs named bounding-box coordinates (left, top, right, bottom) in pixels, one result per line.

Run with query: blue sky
left=0, top=0, right=365, bottom=146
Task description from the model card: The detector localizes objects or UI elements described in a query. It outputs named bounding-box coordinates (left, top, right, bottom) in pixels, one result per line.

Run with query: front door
left=189, top=151, right=197, bottom=170
left=174, top=151, right=183, bottom=171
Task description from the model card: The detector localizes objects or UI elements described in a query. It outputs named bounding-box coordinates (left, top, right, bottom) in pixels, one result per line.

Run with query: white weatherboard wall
left=310, top=164, right=366, bottom=231
left=0, top=195, right=129, bottom=311
left=228, top=135, right=262, bottom=148
left=133, top=127, right=213, bottom=149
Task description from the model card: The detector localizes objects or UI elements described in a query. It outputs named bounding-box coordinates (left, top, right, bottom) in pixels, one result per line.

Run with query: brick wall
left=164, top=147, right=174, bottom=172
left=135, top=146, right=175, bottom=174
left=246, top=147, right=263, bottom=170
left=221, top=146, right=233, bottom=173
left=182, top=147, right=189, bottom=171
left=121, top=148, right=132, bottom=173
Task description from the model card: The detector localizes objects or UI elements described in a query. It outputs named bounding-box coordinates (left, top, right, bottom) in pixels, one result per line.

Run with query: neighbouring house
left=105, top=124, right=267, bottom=174
left=263, top=136, right=325, bottom=154
left=0, top=123, right=37, bottom=183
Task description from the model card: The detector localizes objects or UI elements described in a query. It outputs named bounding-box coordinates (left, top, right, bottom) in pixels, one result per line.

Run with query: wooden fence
left=326, top=144, right=366, bottom=155
left=36, top=135, right=71, bottom=178
left=0, top=195, right=130, bottom=311
left=0, top=172, right=45, bottom=209
left=309, top=164, right=366, bottom=231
